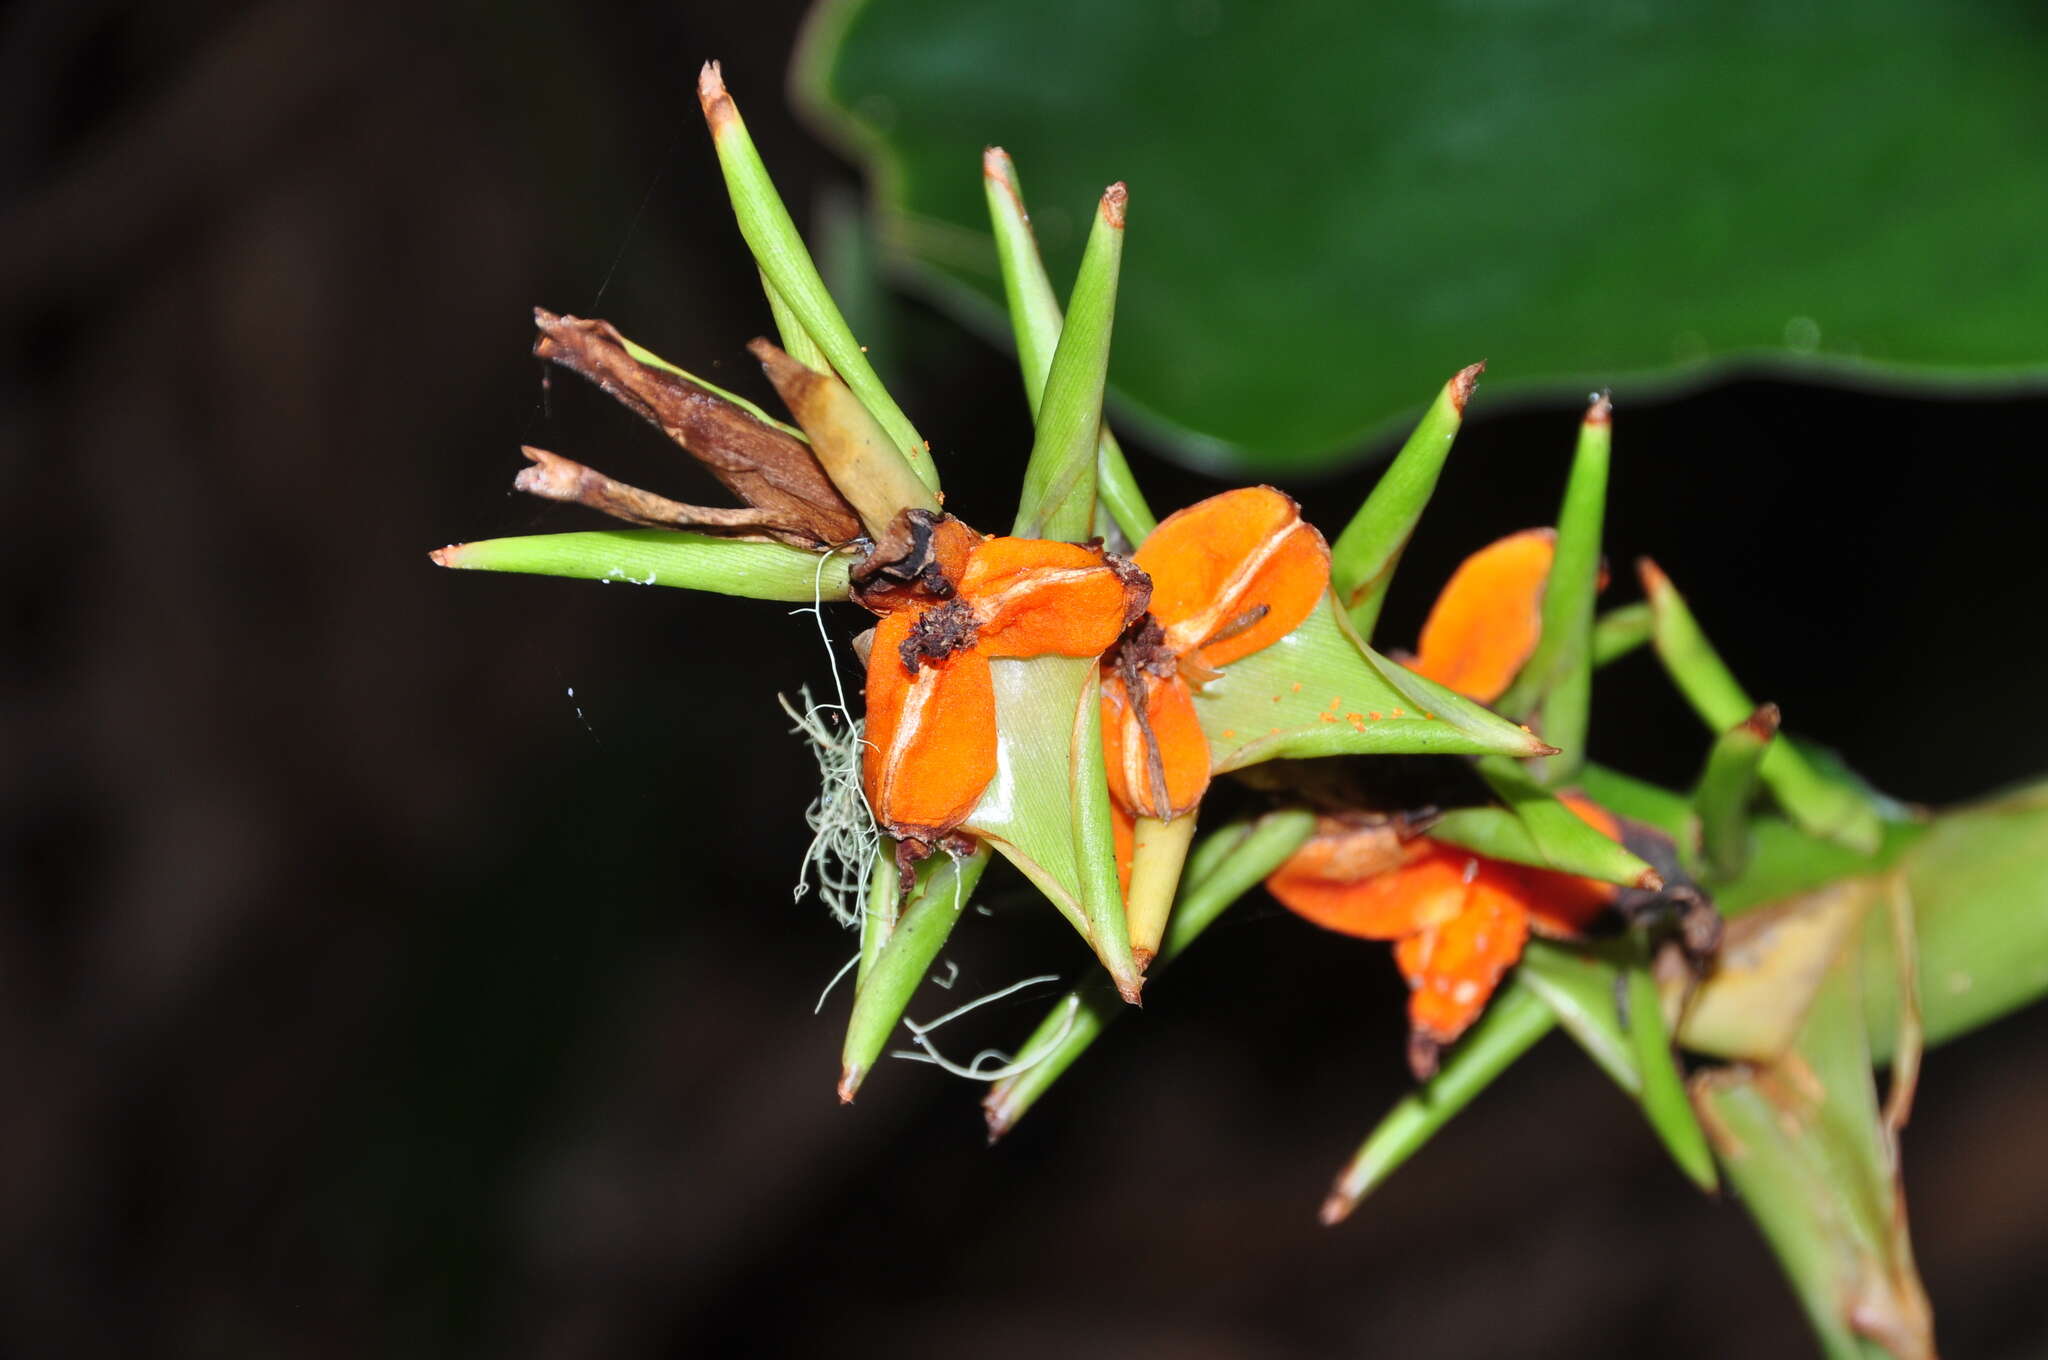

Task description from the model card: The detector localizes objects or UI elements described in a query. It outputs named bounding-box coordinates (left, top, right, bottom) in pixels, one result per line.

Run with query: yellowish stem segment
left=1125, top=814, right=1198, bottom=968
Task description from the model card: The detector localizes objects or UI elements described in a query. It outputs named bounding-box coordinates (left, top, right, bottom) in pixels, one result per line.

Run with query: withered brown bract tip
left=1406, top=1031, right=1441, bottom=1082
left=982, top=145, right=1011, bottom=178
left=836, top=1065, right=865, bottom=1105
left=1100, top=181, right=1128, bottom=228
left=1635, top=868, right=1666, bottom=892
left=1636, top=556, right=1671, bottom=594
left=1115, top=972, right=1145, bottom=1006
left=1583, top=390, right=1614, bottom=426
left=1450, top=360, right=1486, bottom=413
left=697, top=60, right=734, bottom=125
left=982, top=1102, right=1011, bottom=1145
left=1318, top=1192, right=1355, bottom=1227
left=427, top=546, right=457, bottom=567
left=1744, top=702, right=1783, bottom=739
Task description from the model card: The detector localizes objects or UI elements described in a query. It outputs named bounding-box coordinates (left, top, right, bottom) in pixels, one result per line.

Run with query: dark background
left=5, top=2, right=2046, bottom=1356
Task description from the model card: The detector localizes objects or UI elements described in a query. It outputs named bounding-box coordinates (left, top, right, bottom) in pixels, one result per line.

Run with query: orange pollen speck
left=1369, top=711, right=1382, bottom=721
left=1223, top=729, right=1237, bottom=739
left=1272, top=694, right=1283, bottom=703
left=1345, top=713, right=1364, bottom=723
left=1320, top=713, right=1336, bottom=723
left=1290, top=682, right=1302, bottom=692
left=1391, top=708, right=1405, bottom=718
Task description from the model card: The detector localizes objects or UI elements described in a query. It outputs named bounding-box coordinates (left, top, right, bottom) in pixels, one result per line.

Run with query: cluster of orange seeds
left=855, top=511, right=1148, bottom=848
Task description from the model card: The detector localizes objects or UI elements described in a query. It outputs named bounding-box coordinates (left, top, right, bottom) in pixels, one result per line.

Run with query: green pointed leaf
left=1693, top=705, right=1779, bottom=882
left=1863, top=780, right=2048, bottom=1054
left=430, top=530, right=850, bottom=602
left=1575, top=762, right=1693, bottom=840
left=1012, top=183, right=1125, bottom=542
left=1518, top=939, right=1638, bottom=1095
left=798, top=1, right=2048, bottom=473
left=856, top=847, right=898, bottom=986
left=839, top=843, right=991, bottom=1101
left=1642, top=560, right=1883, bottom=852
left=984, top=149, right=1155, bottom=544
left=1476, top=757, right=1657, bottom=889
left=1321, top=981, right=1554, bottom=1224
left=697, top=63, right=939, bottom=491
left=1494, top=400, right=1609, bottom=781
left=1328, top=364, right=1479, bottom=637
left=1196, top=594, right=1553, bottom=773
left=983, top=810, right=1316, bottom=1139
left=963, top=656, right=1140, bottom=1000
left=1697, top=955, right=1934, bottom=1360
left=1623, top=956, right=1717, bottom=1192
left=1591, top=603, right=1652, bottom=669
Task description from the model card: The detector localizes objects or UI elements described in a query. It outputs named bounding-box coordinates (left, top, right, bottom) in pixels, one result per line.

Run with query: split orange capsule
left=1268, top=797, right=1623, bottom=1079
left=860, top=517, right=1146, bottom=846
left=1100, top=487, right=1330, bottom=821
left=1264, top=527, right=1625, bottom=1077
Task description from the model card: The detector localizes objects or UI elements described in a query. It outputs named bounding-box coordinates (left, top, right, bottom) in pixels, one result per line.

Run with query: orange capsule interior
left=1100, top=668, right=1212, bottom=821
left=1266, top=795, right=1631, bottom=1077
left=1410, top=527, right=1556, bottom=704
left=1133, top=486, right=1331, bottom=670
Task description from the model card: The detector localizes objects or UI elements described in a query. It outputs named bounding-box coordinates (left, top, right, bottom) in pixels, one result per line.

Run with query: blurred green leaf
left=431, top=530, right=850, bottom=601
left=1692, top=705, right=1779, bottom=883
left=1476, top=757, right=1656, bottom=888
left=1698, top=954, right=1934, bottom=1359
left=1862, top=780, right=2048, bottom=1054
left=1623, top=957, right=1717, bottom=1191
left=1642, top=560, right=1884, bottom=852
left=797, top=0, right=2048, bottom=473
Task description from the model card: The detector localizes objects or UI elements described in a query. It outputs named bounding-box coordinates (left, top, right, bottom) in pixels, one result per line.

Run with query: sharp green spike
left=1012, top=183, right=1126, bottom=541
left=1329, top=363, right=1483, bottom=638
left=429, top=530, right=851, bottom=602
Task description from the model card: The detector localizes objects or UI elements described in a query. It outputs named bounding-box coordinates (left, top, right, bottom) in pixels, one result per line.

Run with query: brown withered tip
left=1634, top=867, right=1667, bottom=892
left=1407, top=1031, right=1441, bottom=1082
left=1318, top=1192, right=1356, bottom=1227
left=1100, top=181, right=1128, bottom=228
left=697, top=60, right=735, bottom=126
left=1583, top=390, right=1614, bottom=426
left=982, top=145, right=1012, bottom=180
left=1636, top=556, right=1671, bottom=594
left=982, top=1101, right=1013, bottom=1145
left=1449, top=360, right=1486, bottom=413
left=1743, top=702, right=1783, bottom=740
left=427, top=545, right=458, bottom=567
left=836, top=1064, right=865, bottom=1105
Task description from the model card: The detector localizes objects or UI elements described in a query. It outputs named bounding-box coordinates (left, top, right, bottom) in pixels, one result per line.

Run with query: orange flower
left=857, top=511, right=1147, bottom=849
left=1100, top=487, right=1331, bottom=822
left=1264, top=528, right=1625, bottom=1078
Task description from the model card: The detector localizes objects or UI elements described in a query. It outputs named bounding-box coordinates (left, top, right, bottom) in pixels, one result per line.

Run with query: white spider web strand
left=889, top=975, right=1079, bottom=1083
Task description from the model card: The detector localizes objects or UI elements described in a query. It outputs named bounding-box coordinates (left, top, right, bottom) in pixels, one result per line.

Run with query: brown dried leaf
left=532, top=309, right=862, bottom=547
